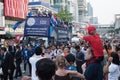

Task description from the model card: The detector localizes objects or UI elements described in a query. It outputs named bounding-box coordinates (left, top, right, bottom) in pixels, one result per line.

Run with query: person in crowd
left=61, top=47, right=70, bottom=57
left=14, top=45, right=22, bottom=78
left=50, top=45, right=58, bottom=59
left=65, top=54, right=80, bottom=80
left=104, top=52, right=120, bottom=80
left=22, top=58, right=56, bottom=80
left=45, top=47, right=52, bottom=59
left=27, top=45, right=34, bottom=76
left=36, top=58, right=56, bottom=80
left=0, top=47, right=15, bottom=80
left=75, top=45, right=84, bottom=73
left=29, top=46, right=46, bottom=80
left=22, top=45, right=28, bottom=73
left=8, top=42, right=16, bottom=58
left=55, top=55, right=85, bottom=80
left=70, top=42, right=77, bottom=56
left=82, top=48, right=103, bottom=80
left=78, top=25, right=104, bottom=64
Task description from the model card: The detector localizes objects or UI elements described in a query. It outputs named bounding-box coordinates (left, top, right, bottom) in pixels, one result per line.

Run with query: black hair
left=65, top=54, right=75, bottom=63
left=116, top=44, right=120, bottom=52
left=36, top=58, right=56, bottom=80
left=16, top=45, right=20, bottom=49
left=35, top=46, right=42, bottom=55
left=111, top=52, right=119, bottom=65
left=1, top=47, right=7, bottom=52
left=75, top=45, right=80, bottom=49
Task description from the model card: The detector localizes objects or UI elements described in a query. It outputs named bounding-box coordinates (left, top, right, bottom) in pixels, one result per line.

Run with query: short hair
left=35, top=46, right=42, bottom=55
left=16, top=45, right=20, bottom=49
left=1, top=47, right=7, bottom=52
left=111, top=52, right=119, bottom=65
left=36, top=58, right=56, bottom=80
left=75, top=45, right=80, bottom=49
left=65, top=54, right=75, bottom=63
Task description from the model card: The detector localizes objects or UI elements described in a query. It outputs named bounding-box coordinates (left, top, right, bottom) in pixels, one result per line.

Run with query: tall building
left=114, top=14, right=120, bottom=34
left=67, top=0, right=78, bottom=22
left=78, top=0, right=87, bottom=22
left=86, top=2, right=98, bottom=24
left=87, top=2, right=93, bottom=17
left=0, top=1, right=5, bottom=35
left=50, top=0, right=68, bottom=11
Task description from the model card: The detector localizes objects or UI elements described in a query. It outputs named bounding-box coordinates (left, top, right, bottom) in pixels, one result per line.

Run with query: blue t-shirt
left=67, top=66, right=80, bottom=80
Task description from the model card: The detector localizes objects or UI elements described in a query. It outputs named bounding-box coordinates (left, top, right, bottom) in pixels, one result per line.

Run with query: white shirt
left=29, top=55, right=45, bottom=80
left=108, top=63, right=120, bottom=80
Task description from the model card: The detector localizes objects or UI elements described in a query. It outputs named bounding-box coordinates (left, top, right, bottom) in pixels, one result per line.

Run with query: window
left=79, top=11, right=82, bottom=15
left=0, top=3, right=3, bottom=16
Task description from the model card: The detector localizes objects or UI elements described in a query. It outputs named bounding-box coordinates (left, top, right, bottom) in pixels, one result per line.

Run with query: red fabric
left=83, top=34, right=103, bottom=57
left=86, top=57, right=96, bottom=66
left=85, top=25, right=96, bottom=34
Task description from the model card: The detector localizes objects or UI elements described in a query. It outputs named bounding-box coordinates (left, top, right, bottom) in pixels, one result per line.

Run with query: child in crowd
left=78, top=25, right=104, bottom=66
left=65, top=54, right=80, bottom=80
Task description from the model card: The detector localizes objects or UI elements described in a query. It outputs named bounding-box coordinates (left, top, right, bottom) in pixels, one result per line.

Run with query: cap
left=85, top=25, right=96, bottom=34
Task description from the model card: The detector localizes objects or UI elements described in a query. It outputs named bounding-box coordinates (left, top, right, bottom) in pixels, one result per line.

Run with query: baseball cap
left=85, top=25, right=96, bottom=34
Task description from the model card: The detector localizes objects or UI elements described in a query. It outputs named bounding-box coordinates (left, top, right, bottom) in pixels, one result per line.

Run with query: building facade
left=114, top=14, right=120, bottom=34
left=67, top=0, right=78, bottom=22
left=50, top=0, right=68, bottom=11
left=0, top=1, right=5, bottom=35
left=87, top=2, right=93, bottom=17
left=78, top=0, right=87, bottom=22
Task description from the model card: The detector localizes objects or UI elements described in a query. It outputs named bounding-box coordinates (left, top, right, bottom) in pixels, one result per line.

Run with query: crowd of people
left=0, top=25, right=120, bottom=80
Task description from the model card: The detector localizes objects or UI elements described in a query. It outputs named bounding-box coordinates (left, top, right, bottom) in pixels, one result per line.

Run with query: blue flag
left=12, top=21, right=23, bottom=30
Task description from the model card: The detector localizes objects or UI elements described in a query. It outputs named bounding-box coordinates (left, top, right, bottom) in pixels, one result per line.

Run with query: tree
left=55, top=9, right=73, bottom=22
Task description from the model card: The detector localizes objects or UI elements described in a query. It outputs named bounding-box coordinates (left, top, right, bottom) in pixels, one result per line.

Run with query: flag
left=51, top=14, right=58, bottom=26
left=12, top=21, right=23, bottom=30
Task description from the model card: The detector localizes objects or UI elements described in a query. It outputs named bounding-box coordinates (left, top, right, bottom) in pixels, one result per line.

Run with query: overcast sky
left=87, top=0, right=120, bottom=24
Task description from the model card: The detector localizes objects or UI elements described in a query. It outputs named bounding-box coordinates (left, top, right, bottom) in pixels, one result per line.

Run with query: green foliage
left=55, top=9, right=73, bottom=22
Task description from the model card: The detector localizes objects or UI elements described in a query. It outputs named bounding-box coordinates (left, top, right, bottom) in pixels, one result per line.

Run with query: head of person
left=52, top=45, right=57, bottom=50
left=65, top=54, right=75, bottom=65
left=36, top=58, right=56, bottom=80
left=16, top=45, right=20, bottom=50
left=71, top=42, right=76, bottom=48
left=35, top=46, right=42, bottom=55
left=75, top=45, right=80, bottom=52
left=85, top=48, right=94, bottom=60
left=110, top=52, right=119, bottom=65
left=0, top=47, right=7, bottom=55
left=85, top=25, right=96, bottom=35
left=63, top=47, right=70, bottom=53
left=56, top=56, right=68, bottom=69
left=117, top=49, right=120, bottom=59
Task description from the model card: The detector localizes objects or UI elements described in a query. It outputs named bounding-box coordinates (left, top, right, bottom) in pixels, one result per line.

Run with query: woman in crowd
left=54, top=56, right=84, bottom=80
left=104, top=52, right=120, bottom=80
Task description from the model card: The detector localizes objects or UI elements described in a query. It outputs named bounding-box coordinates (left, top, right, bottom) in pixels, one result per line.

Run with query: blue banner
left=24, top=16, right=50, bottom=36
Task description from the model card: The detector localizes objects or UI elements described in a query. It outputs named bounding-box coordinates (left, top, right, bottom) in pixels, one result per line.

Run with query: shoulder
left=109, top=63, right=119, bottom=69
left=87, top=63, right=101, bottom=69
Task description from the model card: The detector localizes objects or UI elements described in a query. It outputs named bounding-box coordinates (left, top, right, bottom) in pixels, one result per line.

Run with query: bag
left=0, top=68, right=3, bottom=75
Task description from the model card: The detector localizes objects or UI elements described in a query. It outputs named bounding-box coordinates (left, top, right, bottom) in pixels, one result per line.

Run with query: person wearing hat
left=78, top=25, right=104, bottom=65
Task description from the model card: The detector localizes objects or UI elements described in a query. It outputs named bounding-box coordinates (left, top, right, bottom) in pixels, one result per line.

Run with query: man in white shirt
left=29, top=46, right=45, bottom=80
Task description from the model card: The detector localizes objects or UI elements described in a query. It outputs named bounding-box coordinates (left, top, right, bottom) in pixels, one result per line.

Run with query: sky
left=87, top=0, right=120, bottom=24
